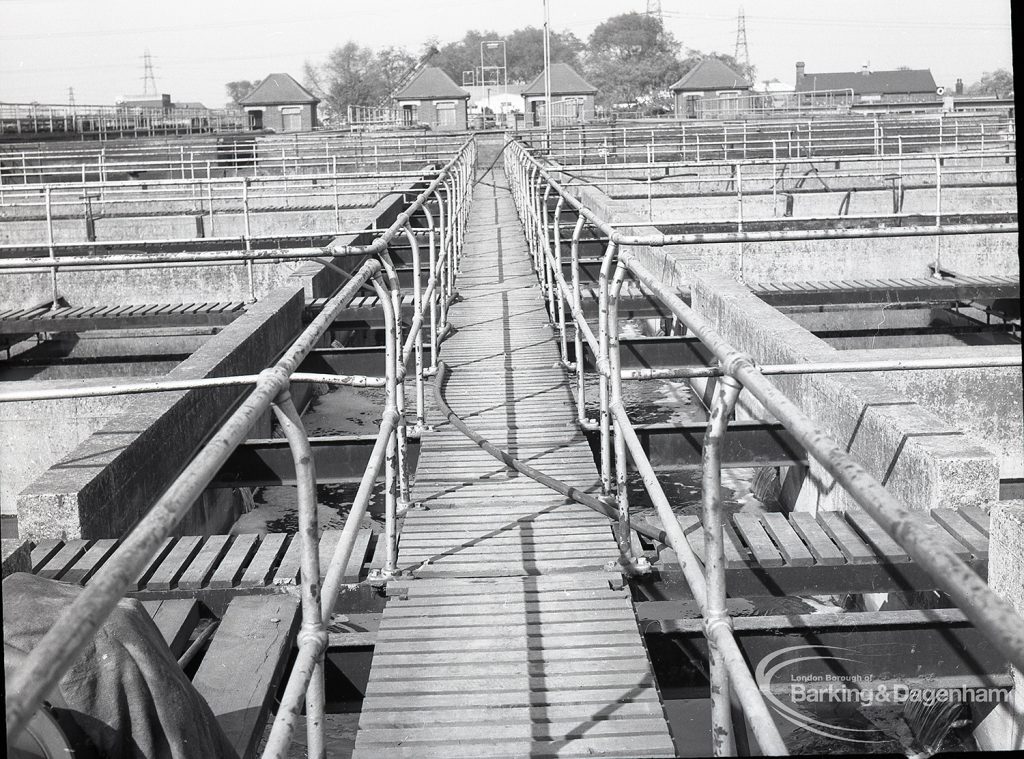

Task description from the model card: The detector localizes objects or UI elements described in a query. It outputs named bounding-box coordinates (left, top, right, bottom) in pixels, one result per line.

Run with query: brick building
left=240, top=73, right=319, bottom=132
left=393, top=67, right=471, bottom=131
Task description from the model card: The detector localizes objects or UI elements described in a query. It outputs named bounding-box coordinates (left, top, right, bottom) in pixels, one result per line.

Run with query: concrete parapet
left=688, top=270, right=1000, bottom=513
left=840, top=346, right=1023, bottom=480
left=0, top=388, right=130, bottom=516
left=16, top=285, right=303, bottom=540
left=974, top=501, right=1024, bottom=750
left=12, top=190, right=409, bottom=540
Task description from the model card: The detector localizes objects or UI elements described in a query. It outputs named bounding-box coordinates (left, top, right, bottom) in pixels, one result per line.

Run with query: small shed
left=670, top=58, right=752, bottom=118
left=239, top=73, right=319, bottom=132
left=521, top=63, right=597, bottom=127
left=393, top=67, right=471, bottom=131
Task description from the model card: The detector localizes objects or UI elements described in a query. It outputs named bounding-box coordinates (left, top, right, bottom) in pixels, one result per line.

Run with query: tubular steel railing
left=3, top=137, right=476, bottom=759
left=504, top=134, right=1024, bottom=755
left=527, top=114, right=1015, bottom=164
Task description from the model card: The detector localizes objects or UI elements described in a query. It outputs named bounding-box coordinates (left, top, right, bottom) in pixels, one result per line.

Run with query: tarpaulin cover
left=3, top=572, right=238, bottom=759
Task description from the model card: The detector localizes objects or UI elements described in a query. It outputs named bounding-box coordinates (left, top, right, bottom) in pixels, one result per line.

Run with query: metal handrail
left=4, top=136, right=476, bottom=756
left=505, top=134, right=1024, bottom=755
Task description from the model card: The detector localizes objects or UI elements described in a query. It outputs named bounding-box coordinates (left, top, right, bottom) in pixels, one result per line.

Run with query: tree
left=430, top=27, right=584, bottom=86
left=966, top=69, right=1014, bottom=98
left=303, top=43, right=417, bottom=121
left=225, top=80, right=258, bottom=107
left=583, top=12, right=684, bottom=108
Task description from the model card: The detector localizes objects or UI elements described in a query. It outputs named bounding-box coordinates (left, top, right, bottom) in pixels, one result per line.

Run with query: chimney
left=861, top=62, right=871, bottom=76
left=955, top=78, right=964, bottom=95
left=795, top=61, right=805, bottom=84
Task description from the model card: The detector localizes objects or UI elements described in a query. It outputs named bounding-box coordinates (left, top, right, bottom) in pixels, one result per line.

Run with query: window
left=280, top=106, right=302, bottom=132
left=435, top=101, right=456, bottom=127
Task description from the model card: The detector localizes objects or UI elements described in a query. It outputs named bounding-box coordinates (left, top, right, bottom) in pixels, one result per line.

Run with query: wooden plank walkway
left=0, top=301, right=246, bottom=334
left=353, top=171, right=677, bottom=758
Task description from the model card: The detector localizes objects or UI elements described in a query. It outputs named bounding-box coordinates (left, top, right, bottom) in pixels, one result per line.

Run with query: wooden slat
left=37, top=539, right=89, bottom=580
left=30, top=539, right=63, bottom=572
left=732, top=514, right=784, bottom=567
left=238, top=532, right=288, bottom=588
left=789, top=512, right=846, bottom=566
left=957, top=505, right=990, bottom=537
left=931, top=508, right=989, bottom=558
left=817, top=511, right=875, bottom=564
left=760, top=512, right=814, bottom=566
left=271, top=535, right=302, bottom=585
left=208, top=534, right=259, bottom=589
left=147, top=535, right=204, bottom=590
left=62, top=538, right=119, bottom=585
left=844, top=506, right=910, bottom=562
left=128, top=537, right=175, bottom=590
left=342, top=529, right=373, bottom=583
left=178, top=534, right=232, bottom=590
left=192, top=594, right=300, bottom=759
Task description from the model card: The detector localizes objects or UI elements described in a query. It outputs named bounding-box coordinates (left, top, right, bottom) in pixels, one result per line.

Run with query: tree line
left=226, top=12, right=752, bottom=120
left=225, top=11, right=1012, bottom=120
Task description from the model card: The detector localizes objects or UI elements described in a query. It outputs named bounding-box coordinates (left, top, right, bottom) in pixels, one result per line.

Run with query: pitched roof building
left=521, top=63, right=597, bottom=97
left=394, top=67, right=471, bottom=101
left=393, top=67, right=470, bottom=131
left=239, top=73, right=319, bottom=131
left=670, top=58, right=752, bottom=93
left=795, top=62, right=938, bottom=102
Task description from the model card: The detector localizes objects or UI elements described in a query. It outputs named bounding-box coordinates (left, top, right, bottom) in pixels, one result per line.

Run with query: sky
left=0, top=0, right=1015, bottom=107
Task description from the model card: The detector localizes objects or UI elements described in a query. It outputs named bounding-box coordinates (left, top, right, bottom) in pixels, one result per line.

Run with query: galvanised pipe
left=422, top=203, right=439, bottom=371
left=609, top=401, right=788, bottom=755
left=608, top=262, right=632, bottom=561
left=552, top=196, right=569, bottom=365
left=702, top=376, right=743, bottom=757
left=404, top=226, right=425, bottom=428
left=597, top=240, right=617, bottom=494
left=622, top=249, right=1024, bottom=674
left=618, top=355, right=1023, bottom=381
left=570, top=215, right=587, bottom=426
left=0, top=371, right=386, bottom=404
left=374, top=268, right=401, bottom=578
left=505, top=138, right=1017, bottom=249
left=4, top=258, right=384, bottom=741
left=269, top=392, right=327, bottom=759
left=378, top=251, right=411, bottom=510
left=541, top=185, right=555, bottom=314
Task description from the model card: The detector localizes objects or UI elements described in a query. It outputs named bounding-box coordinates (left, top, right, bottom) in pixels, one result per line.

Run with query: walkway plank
left=353, top=168, right=675, bottom=758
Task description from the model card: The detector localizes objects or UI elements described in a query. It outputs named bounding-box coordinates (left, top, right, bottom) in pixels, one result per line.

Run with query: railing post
left=597, top=240, right=617, bottom=494
left=270, top=392, right=327, bottom=759
left=242, top=177, right=255, bottom=301
left=332, top=156, right=340, bottom=232
left=379, top=253, right=411, bottom=511
left=702, top=374, right=743, bottom=757
left=45, top=186, right=58, bottom=307
left=372, top=273, right=401, bottom=578
left=423, top=202, right=439, bottom=372
left=405, top=226, right=425, bottom=428
left=609, top=261, right=636, bottom=565
left=570, top=215, right=587, bottom=426
left=933, top=153, right=943, bottom=278
left=552, top=197, right=569, bottom=365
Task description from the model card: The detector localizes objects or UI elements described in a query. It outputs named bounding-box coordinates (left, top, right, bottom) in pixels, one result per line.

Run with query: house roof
left=670, top=58, right=751, bottom=92
left=394, top=67, right=471, bottom=100
left=240, top=74, right=319, bottom=106
left=796, top=68, right=937, bottom=95
left=521, top=63, right=597, bottom=96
